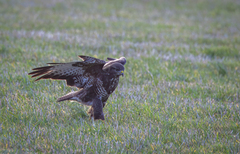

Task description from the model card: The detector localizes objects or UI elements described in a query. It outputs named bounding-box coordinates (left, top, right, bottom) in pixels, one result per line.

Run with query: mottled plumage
left=29, top=55, right=126, bottom=120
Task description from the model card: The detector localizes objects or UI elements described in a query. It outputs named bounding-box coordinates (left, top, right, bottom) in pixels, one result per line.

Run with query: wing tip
left=47, top=63, right=63, bottom=65
left=107, top=57, right=115, bottom=60
left=78, top=55, right=86, bottom=60
left=34, top=78, right=41, bottom=81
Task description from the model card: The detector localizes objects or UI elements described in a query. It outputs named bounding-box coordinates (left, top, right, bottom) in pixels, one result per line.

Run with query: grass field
left=1, top=0, right=240, bottom=153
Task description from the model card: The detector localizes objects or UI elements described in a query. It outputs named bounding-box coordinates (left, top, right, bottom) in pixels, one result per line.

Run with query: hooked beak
left=121, top=70, right=124, bottom=76
left=118, top=70, right=124, bottom=76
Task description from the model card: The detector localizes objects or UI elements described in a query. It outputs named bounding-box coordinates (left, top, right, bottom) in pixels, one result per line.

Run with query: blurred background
left=1, top=0, right=240, bottom=153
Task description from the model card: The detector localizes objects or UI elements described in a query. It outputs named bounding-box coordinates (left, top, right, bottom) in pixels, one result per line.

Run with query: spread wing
left=28, top=55, right=106, bottom=88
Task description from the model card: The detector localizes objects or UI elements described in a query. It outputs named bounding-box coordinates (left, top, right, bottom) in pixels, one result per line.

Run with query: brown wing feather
left=29, top=62, right=84, bottom=81
left=28, top=56, right=106, bottom=88
left=78, top=55, right=106, bottom=64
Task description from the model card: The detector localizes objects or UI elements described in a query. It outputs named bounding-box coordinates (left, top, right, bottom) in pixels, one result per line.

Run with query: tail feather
left=57, top=91, right=78, bottom=102
left=57, top=89, right=87, bottom=102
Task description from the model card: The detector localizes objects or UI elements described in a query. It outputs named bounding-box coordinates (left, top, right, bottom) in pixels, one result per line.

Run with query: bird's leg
left=87, top=106, right=94, bottom=119
left=102, top=102, right=106, bottom=108
left=92, top=116, right=95, bottom=127
left=92, top=98, right=105, bottom=120
left=87, top=98, right=105, bottom=121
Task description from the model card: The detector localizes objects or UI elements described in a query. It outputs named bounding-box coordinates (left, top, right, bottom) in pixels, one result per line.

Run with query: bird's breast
left=105, top=77, right=119, bottom=94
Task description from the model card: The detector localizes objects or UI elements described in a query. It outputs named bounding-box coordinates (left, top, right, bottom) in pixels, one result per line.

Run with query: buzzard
left=28, top=55, right=126, bottom=120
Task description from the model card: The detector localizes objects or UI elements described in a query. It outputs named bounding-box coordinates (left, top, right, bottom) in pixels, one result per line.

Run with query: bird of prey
left=28, top=55, right=126, bottom=120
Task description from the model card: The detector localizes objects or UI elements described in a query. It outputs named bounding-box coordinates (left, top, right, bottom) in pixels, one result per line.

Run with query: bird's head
left=102, top=63, right=125, bottom=77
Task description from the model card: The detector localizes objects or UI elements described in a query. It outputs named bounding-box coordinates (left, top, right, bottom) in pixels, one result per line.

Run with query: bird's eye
left=116, top=68, right=120, bottom=71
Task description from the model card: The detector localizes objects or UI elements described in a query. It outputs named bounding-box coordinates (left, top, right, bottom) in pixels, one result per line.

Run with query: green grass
left=1, top=0, right=240, bottom=153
